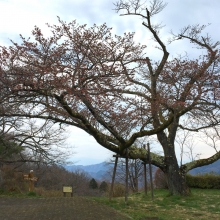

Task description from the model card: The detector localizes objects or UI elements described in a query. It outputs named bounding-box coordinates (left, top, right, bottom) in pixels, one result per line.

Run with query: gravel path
left=0, top=196, right=131, bottom=220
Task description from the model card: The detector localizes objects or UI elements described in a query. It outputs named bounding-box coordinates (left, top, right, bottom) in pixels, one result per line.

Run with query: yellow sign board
left=63, top=186, right=73, bottom=193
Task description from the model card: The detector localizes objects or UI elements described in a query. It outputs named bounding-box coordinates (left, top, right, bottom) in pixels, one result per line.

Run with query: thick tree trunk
left=155, top=124, right=191, bottom=196
left=164, top=151, right=190, bottom=196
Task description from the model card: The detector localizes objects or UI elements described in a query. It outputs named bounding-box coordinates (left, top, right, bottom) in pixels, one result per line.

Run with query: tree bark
left=163, top=145, right=191, bottom=196
left=134, top=159, right=138, bottom=192
left=155, top=125, right=191, bottom=196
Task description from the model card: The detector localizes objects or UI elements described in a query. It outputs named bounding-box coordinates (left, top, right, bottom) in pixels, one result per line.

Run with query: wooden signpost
left=23, top=170, right=38, bottom=192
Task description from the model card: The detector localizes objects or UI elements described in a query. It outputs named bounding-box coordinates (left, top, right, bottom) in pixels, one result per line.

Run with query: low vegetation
left=93, top=188, right=220, bottom=220
left=186, top=173, right=220, bottom=189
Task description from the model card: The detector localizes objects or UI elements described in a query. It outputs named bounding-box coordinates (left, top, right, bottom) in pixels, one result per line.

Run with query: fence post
left=109, top=154, right=118, bottom=201
left=125, top=149, right=129, bottom=204
left=147, top=143, right=154, bottom=200
left=143, top=145, right=148, bottom=196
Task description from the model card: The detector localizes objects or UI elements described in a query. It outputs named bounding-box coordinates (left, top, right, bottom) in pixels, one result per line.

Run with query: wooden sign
left=23, top=170, right=38, bottom=192
left=63, top=185, right=73, bottom=197
left=23, top=175, right=38, bottom=181
left=63, top=186, right=73, bottom=193
left=23, top=174, right=29, bottom=180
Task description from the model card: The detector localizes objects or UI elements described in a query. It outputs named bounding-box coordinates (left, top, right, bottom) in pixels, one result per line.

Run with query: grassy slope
left=92, top=189, right=220, bottom=220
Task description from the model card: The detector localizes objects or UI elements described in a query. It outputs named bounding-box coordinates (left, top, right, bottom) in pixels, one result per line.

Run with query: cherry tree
left=114, top=0, right=220, bottom=195
left=0, top=0, right=220, bottom=195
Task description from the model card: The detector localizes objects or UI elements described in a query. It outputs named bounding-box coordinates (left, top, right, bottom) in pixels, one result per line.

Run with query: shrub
left=89, top=178, right=98, bottom=189
left=112, top=183, right=125, bottom=197
left=186, top=173, right=220, bottom=189
left=99, top=181, right=108, bottom=192
left=1, top=165, right=27, bottom=192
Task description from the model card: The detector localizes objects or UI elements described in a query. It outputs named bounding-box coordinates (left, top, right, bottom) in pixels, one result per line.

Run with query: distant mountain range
left=188, top=159, right=220, bottom=175
left=64, top=159, right=220, bottom=180
left=64, top=162, right=111, bottom=180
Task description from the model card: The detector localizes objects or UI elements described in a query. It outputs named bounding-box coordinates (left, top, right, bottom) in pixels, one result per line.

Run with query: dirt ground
left=0, top=196, right=131, bottom=220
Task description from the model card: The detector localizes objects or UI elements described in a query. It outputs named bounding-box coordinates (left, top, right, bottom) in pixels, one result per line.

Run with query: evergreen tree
left=99, top=181, right=108, bottom=192
left=89, top=178, right=98, bottom=189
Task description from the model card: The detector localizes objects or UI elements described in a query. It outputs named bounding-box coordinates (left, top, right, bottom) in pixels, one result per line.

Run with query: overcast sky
left=0, top=0, right=220, bottom=165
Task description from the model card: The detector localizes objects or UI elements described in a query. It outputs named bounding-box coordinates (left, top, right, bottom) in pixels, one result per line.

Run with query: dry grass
left=92, top=188, right=220, bottom=220
left=34, top=187, right=64, bottom=197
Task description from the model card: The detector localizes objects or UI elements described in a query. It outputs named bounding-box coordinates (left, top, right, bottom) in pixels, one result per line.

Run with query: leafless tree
left=106, top=156, right=147, bottom=192
left=0, top=116, right=74, bottom=165
left=199, top=127, right=220, bottom=153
